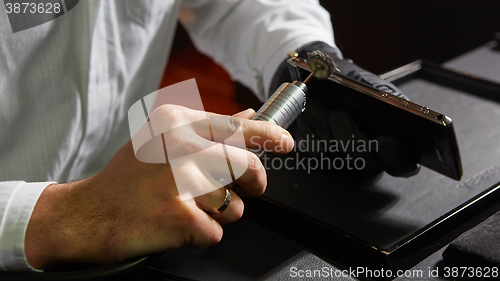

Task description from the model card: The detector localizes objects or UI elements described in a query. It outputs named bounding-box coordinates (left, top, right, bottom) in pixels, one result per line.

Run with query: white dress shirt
left=0, top=0, right=337, bottom=271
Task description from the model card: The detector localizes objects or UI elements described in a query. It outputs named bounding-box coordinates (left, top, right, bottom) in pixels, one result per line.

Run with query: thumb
left=232, top=108, right=256, bottom=119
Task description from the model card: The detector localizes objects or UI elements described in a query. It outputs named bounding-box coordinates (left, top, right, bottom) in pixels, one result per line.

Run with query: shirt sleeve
left=179, top=0, right=340, bottom=101
left=0, top=181, right=55, bottom=271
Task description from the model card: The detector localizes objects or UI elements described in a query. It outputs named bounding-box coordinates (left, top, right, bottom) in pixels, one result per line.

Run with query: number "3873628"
left=5, top=2, right=61, bottom=14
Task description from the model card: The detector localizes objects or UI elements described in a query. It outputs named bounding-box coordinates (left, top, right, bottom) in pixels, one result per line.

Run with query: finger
left=180, top=202, right=224, bottom=249
left=163, top=131, right=214, bottom=161
left=227, top=149, right=267, bottom=197
left=181, top=107, right=294, bottom=153
left=166, top=133, right=265, bottom=197
left=142, top=199, right=223, bottom=251
left=232, top=108, right=255, bottom=119
left=233, top=119, right=295, bottom=153
left=203, top=145, right=266, bottom=197
left=171, top=162, right=223, bottom=202
left=238, top=118, right=294, bottom=152
left=171, top=164, right=241, bottom=225
left=190, top=113, right=294, bottom=153
left=197, top=188, right=244, bottom=225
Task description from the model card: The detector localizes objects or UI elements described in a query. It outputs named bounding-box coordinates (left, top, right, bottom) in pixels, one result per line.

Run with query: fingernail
left=245, top=108, right=256, bottom=117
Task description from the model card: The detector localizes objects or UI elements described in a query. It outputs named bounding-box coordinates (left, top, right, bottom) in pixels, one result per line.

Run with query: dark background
left=165, top=0, right=500, bottom=112
left=322, top=0, right=500, bottom=74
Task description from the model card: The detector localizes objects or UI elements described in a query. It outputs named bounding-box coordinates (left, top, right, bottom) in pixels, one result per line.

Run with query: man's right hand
left=23, top=105, right=294, bottom=270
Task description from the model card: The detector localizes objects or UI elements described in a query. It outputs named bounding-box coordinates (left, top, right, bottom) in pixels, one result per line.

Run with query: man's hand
left=24, top=106, right=294, bottom=270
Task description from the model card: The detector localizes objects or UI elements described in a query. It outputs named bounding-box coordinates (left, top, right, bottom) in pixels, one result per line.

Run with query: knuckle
left=163, top=129, right=184, bottom=143
left=180, top=207, right=199, bottom=226
left=207, top=230, right=223, bottom=246
left=153, top=104, right=179, bottom=120
left=223, top=210, right=243, bottom=225
left=164, top=132, right=206, bottom=159
left=247, top=152, right=262, bottom=172
left=231, top=200, right=244, bottom=221
left=239, top=118, right=248, bottom=132
left=245, top=152, right=267, bottom=194
left=162, top=132, right=185, bottom=156
left=226, top=116, right=241, bottom=133
left=195, top=225, right=222, bottom=248
left=150, top=105, right=183, bottom=134
left=180, top=138, right=204, bottom=155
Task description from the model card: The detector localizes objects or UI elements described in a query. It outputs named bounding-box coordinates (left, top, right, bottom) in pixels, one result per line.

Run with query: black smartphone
left=287, top=58, right=463, bottom=181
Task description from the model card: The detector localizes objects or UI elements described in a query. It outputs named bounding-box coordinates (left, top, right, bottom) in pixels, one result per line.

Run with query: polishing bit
left=304, top=50, right=338, bottom=82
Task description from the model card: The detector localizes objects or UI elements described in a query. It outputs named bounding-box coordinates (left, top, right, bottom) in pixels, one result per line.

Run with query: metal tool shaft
left=248, top=81, right=307, bottom=157
left=221, top=51, right=335, bottom=187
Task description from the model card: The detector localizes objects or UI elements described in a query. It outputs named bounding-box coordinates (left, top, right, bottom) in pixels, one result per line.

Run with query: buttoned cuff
left=0, top=181, right=56, bottom=271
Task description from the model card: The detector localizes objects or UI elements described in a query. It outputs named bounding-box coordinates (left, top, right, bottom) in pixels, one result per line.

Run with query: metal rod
left=303, top=71, right=315, bottom=84
left=303, top=63, right=325, bottom=83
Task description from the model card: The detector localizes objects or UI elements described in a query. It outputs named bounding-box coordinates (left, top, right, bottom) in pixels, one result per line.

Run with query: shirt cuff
left=0, top=182, right=56, bottom=271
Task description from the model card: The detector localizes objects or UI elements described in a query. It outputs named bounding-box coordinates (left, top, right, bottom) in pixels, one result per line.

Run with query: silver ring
left=215, top=187, right=231, bottom=213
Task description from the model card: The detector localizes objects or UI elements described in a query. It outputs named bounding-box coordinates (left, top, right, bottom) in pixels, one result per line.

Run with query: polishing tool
left=215, top=50, right=337, bottom=211
left=249, top=50, right=337, bottom=156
